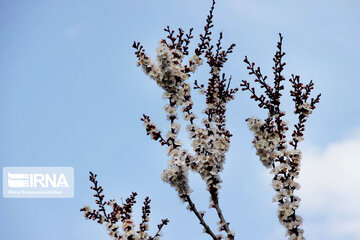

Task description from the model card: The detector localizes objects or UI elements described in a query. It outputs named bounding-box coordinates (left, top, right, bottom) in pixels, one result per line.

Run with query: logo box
left=3, top=167, right=74, bottom=198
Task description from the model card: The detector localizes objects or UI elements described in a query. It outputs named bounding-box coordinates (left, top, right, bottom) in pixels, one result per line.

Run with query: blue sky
left=1, top=0, right=359, bottom=239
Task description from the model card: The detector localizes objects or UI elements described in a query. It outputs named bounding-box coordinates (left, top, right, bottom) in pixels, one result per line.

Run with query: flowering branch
left=134, top=1, right=236, bottom=239
left=81, top=172, right=168, bottom=240
left=148, top=219, right=170, bottom=240
left=289, top=75, right=321, bottom=149
left=81, top=2, right=322, bottom=240
left=241, top=34, right=321, bottom=240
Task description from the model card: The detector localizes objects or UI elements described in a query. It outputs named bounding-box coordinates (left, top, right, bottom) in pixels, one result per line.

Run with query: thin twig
left=185, top=195, right=218, bottom=240
left=213, top=202, right=233, bottom=240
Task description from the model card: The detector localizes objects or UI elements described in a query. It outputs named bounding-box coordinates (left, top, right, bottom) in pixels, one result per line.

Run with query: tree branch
left=185, top=195, right=218, bottom=240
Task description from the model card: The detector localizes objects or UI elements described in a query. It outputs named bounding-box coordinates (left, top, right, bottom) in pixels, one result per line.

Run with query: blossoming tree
left=81, top=1, right=320, bottom=239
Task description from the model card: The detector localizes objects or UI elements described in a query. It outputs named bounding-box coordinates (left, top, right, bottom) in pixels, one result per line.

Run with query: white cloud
left=298, top=129, right=360, bottom=239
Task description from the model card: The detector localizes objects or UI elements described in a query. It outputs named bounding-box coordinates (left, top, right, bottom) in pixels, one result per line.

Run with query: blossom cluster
left=81, top=1, right=321, bottom=240
left=134, top=1, right=237, bottom=240
left=241, top=34, right=321, bottom=240
left=80, top=172, right=169, bottom=240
